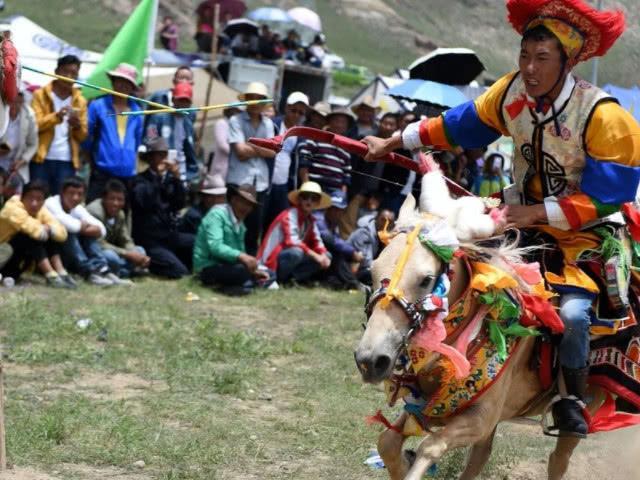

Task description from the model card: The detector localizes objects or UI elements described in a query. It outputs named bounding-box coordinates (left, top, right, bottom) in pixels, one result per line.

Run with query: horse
left=354, top=172, right=605, bottom=480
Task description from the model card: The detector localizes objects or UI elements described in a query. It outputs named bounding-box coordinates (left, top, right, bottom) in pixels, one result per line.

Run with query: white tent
left=349, top=75, right=413, bottom=114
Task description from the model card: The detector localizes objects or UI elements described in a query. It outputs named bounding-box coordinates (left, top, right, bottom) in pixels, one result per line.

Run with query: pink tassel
left=510, top=261, right=542, bottom=285
left=412, top=313, right=471, bottom=379
left=366, top=410, right=402, bottom=433
left=453, top=305, right=490, bottom=357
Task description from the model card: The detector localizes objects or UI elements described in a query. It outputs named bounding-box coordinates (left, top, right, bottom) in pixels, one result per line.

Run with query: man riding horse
left=364, top=0, right=640, bottom=438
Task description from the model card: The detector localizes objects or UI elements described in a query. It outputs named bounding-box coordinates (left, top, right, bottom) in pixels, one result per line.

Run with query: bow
left=248, top=126, right=473, bottom=198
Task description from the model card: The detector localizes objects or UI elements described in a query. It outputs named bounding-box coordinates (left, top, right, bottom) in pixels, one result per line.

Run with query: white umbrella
left=287, top=7, right=322, bottom=32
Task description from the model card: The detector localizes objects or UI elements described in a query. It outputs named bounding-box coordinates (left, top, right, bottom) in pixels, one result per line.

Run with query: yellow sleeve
left=31, top=87, right=61, bottom=132
left=473, top=71, right=517, bottom=137
left=0, top=197, right=46, bottom=240
left=585, top=101, right=640, bottom=167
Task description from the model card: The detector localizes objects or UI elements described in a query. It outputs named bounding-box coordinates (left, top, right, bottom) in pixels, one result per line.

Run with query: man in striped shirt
left=298, top=108, right=354, bottom=195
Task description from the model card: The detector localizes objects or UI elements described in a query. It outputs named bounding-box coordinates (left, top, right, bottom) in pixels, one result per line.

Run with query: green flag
left=82, top=0, right=157, bottom=100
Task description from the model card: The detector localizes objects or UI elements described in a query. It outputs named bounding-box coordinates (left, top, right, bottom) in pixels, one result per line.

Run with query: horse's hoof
left=404, top=449, right=416, bottom=467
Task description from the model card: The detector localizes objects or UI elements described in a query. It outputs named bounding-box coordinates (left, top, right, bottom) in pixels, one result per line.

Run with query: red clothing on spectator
left=258, top=206, right=327, bottom=271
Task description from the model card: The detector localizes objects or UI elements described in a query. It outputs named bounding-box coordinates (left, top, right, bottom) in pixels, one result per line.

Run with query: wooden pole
left=0, top=362, right=6, bottom=470
left=197, top=3, right=220, bottom=150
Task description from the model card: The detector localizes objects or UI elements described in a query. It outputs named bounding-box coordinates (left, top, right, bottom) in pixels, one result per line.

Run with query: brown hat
left=308, top=101, right=331, bottom=117
left=230, top=184, right=259, bottom=205
left=326, top=107, right=356, bottom=128
left=140, top=136, right=169, bottom=156
left=351, top=95, right=379, bottom=114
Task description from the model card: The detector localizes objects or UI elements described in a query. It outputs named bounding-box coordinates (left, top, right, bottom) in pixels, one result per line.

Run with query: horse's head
left=354, top=171, right=503, bottom=383
left=354, top=194, right=447, bottom=383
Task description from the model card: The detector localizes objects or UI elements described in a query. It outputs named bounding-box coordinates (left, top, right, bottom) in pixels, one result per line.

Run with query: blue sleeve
left=442, top=102, right=502, bottom=149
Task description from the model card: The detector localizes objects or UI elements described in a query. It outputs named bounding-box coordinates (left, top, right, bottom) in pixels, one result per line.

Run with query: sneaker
left=88, top=273, right=114, bottom=287
left=60, top=274, right=78, bottom=289
left=105, top=272, right=134, bottom=286
left=46, top=275, right=71, bottom=289
left=267, top=281, right=280, bottom=290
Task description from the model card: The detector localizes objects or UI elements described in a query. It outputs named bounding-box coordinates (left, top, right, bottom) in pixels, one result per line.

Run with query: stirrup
left=541, top=394, right=587, bottom=438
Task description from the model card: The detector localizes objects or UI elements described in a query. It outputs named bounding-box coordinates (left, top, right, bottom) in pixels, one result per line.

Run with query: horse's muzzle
left=354, top=349, right=394, bottom=383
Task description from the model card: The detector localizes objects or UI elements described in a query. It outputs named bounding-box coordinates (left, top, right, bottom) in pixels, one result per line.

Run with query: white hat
left=286, top=91, right=309, bottom=106
left=200, top=174, right=227, bottom=195
left=288, top=181, right=332, bottom=210
left=238, top=82, right=269, bottom=101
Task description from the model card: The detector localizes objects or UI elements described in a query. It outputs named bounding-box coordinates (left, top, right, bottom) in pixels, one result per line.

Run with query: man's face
left=356, top=105, right=375, bottom=124
left=298, top=192, right=320, bottom=216
left=201, top=193, right=226, bottom=210
left=375, top=210, right=395, bottom=232
left=103, top=190, right=126, bottom=218
left=285, top=102, right=306, bottom=125
left=245, top=94, right=266, bottom=116
left=308, top=112, right=327, bottom=129
left=327, top=115, right=349, bottom=135
left=61, top=185, right=85, bottom=211
left=111, top=77, right=136, bottom=96
left=230, top=195, right=255, bottom=220
left=174, top=69, right=194, bottom=85
left=519, top=37, right=566, bottom=98
left=148, top=151, right=169, bottom=172
left=55, top=63, right=79, bottom=95
left=173, top=97, right=192, bottom=110
left=378, top=116, right=398, bottom=138
left=399, top=114, right=416, bottom=132
left=22, top=190, right=45, bottom=217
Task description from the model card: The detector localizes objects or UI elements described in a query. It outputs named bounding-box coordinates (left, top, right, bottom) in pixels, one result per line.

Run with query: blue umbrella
left=247, top=7, right=293, bottom=23
left=386, top=79, right=469, bottom=109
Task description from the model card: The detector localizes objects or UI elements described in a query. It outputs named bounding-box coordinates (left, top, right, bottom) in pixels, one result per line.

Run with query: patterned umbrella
left=386, top=79, right=469, bottom=110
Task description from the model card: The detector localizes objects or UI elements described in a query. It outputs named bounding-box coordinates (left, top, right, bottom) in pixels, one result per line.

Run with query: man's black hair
left=22, top=180, right=49, bottom=198
left=380, top=112, right=399, bottom=123
left=174, top=65, right=192, bottom=77
left=61, top=176, right=86, bottom=193
left=521, top=24, right=568, bottom=63
left=103, top=179, right=127, bottom=196
left=57, top=54, right=81, bottom=70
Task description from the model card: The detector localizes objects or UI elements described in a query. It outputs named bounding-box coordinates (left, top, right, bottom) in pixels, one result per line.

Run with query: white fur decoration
left=419, top=171, right=498, bottom=241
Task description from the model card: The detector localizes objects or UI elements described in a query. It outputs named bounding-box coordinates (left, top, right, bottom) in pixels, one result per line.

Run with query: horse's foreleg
left=404, top=408, right=496, bottom=480
left=377, top=412, right=411, bottom=480
left=457, top=426, right=497, bottom=480
left=548, top=436, right=580, bottom=480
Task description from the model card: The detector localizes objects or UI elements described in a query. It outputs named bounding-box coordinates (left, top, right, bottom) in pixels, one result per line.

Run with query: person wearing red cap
left=364, top=0, right=640, bottom=439
left=145, top=82, right=198, bottom=184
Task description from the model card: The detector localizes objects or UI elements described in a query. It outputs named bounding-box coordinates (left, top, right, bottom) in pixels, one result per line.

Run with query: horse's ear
left=397, top=193, right=416, bottom=224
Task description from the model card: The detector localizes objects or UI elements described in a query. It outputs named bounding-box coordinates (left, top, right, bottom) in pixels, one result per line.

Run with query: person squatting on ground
left=87, top=179, right=150, bottom=279
left=0, top=181, right=72, bottom=288
left=193, top=184, right=274, bottom=295
left=130, top=137, right=193, bottom=279
left=258, top=182, right=331, bottom=284
left=45, top=176, right=130, bottom=286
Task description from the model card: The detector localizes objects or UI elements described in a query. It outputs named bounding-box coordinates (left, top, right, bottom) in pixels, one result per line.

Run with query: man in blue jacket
left=86, top=63, right=144, bottom=201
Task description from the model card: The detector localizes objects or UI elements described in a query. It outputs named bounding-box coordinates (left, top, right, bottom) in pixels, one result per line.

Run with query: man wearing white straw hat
left=227, top=81, right=276, bottom=254
left=258, top=181, right=332, bottom=284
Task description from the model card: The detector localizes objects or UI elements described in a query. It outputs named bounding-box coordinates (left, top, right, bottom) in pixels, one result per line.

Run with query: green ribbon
left=488, top=321, right=540, bottom=361
left=419, top=236, right=455, bottom=263
left=478, top=290, right=520, bottom=321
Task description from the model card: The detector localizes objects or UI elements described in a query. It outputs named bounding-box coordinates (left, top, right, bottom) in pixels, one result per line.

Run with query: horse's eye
left=420, top=275, right=435, bottom=290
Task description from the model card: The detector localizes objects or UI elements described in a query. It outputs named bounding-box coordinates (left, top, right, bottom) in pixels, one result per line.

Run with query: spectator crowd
left=0, top=53, right=507, bottom=295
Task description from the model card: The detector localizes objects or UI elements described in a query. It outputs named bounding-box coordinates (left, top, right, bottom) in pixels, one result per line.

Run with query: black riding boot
left=552, top=366, right=589, bottom=438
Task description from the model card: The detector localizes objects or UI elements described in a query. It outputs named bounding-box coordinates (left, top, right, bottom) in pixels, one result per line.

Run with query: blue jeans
left=277, top=247, right=325, bottom=283
left=558, top=292, right=593, bottom=369
left=29, top=160, right=76, bottom=196
left=61, top=234, right=109, bottom=277
left=102, top=246, right=146, bottom=278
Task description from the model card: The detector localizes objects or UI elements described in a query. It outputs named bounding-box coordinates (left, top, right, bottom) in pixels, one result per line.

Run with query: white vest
left=501, top=73, right=613, bottom=204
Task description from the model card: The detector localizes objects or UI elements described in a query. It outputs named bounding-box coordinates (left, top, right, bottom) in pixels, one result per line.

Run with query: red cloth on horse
left=520, top=293, right=565, bottom=334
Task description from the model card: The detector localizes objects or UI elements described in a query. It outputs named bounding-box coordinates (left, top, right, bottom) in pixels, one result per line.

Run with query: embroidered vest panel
left=501, top=73, right=612, bottom=204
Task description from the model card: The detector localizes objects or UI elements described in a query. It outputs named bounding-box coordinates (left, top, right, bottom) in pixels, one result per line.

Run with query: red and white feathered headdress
left=506, top=0, right=626, bottom=64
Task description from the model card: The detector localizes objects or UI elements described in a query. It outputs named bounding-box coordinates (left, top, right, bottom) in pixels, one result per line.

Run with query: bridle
left=363, top=222, right=448, bottom=344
